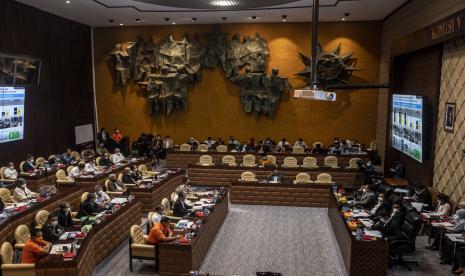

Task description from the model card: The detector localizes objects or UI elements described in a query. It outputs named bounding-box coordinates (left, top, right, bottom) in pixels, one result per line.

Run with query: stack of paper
left=364, top=230, right=383, bottom=238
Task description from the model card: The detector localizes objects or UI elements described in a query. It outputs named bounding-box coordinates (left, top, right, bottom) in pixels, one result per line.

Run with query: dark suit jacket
left=77, top=201, right=100, bottom=218
left=122, top=173, right=137, bottom=184
left=359, top=192, right=377, bottom=210
left=98, top=158, right=111, bottom=167
left=58, top=210, right=74, bottom=227
left=22, top=161, right=35, bottom=172
left=267, top=174, right=283, bottom=183
left=173, top=199, right=190, bottom=217
left=97, top=131, right=109, bottom=144
left=383, top=211, right=406, bottom=240
left=415, top=190, right=432, bottom=207
left=107, top=180, right=125, bottom=192
left=42, top=223, right=64, bottom=242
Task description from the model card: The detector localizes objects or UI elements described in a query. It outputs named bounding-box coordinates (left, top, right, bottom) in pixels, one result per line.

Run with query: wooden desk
left=159, top=192, right=229, bottom=276
left=384, top=178, right=408, bottom=188
left=327, top=191, right=388, bottom=276
left=230, top=181, right=330, bottom=207
left=36, top=199, right=142, bottom=276
left=22, top=167, right=60, bottom=191
left=167, top=150, right=369, bottom=169
left=188, top=164, right=360, bottom=188
left=128, top=170, right=185, bottom=213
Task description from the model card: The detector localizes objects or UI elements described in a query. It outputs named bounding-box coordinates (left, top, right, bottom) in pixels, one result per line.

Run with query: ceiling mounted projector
left=294, top=89, right=336, bottom=102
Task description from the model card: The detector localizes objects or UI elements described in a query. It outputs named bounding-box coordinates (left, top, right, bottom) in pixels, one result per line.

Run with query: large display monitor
left=391, top=94, right=423, bottom=163
left=0, top=87, right=25, bottom=143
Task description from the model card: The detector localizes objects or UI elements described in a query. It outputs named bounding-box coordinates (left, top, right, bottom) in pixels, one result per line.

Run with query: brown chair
left=138, top=164, right=157, bottom=177
left=129, top=225, right=157, bottom=272
left=14, top=225, right=30, bottom=250
left=119, top=172, right=137, bottom=187
left=282, top=157, right=299, bottom=168
left=105, top=179, right=124, bottom=197
left=301, top=157, right=319, bottom=169
left=293, top=173, right=312, bottom=184
left=71, top=151, right=81, bottom=161
left=35, top=157, right=45, bottom=168
left=316, top=173, right=333, bottom=183
left=147, top=212, right=155, bottom=233
left=197, top=144, right=209, bottom=152
left=198, top=155, right=213, bottom=166
left=0, top=242, right=35, bottom=276
left=0, top=168, right=15, bottom=184
left=160, top=198, right=182, bottom=221
left=0, top=188, right=14, bottom=205
left=216, top=145, right=228, bottom=152
left=81, top=192, right=89, bottom=203
left=18, top=161, right=30, bottom=176
left=34, top=210, right=49, bottom=230
left=179, top=144, right=192, bottom=152
left=312, top=142, right=324, bottom=148
left=242, top=154, right=256, bottom=167
left=222, top=155, right=237, bottom=166
left=324, top=156, right=339, bottom=168
left=347, top=158, right=361, bottom=169
left=266, top=155, right=277, bottom=165
left=66, top=166, right=74, bottom=175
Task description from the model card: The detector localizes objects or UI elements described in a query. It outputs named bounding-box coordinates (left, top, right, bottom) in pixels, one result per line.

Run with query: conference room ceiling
left=15, top=0, right=409, bottom=26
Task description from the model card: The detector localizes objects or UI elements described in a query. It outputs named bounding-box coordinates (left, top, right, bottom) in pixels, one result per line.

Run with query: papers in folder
left=59, top=231, right=81, bottom=241
left=352, top=210, right=370, bottom=218
left=359, top=218, right=374, bottom=227
left=175, top=219, right=194, bottom=229
left=364, top=230, right=383, bottom=238
left=51, top=243, right=73, bottom=254
left=431, top=222, right=454, bottom=228
left=111, top=198, right=128, bottom=204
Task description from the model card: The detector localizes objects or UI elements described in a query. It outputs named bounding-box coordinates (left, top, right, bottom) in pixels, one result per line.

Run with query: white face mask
left=51, top=221, right=58, bottom=227
left=21, top=184, right=27, bottom=189
left=64, top=208, right=71, bottom=213
left=97, top=190, right=103, bottom=195
left=378, top=197, right=383, bottom=202
left=393, top=208, right=400, bottom=213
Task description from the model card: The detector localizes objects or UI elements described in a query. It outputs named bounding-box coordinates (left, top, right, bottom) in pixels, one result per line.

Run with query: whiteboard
left=75, top=124, right=94, bottom=145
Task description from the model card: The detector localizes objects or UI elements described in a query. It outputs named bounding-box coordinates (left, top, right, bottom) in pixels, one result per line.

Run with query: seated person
left=432, top=193, right=452, bottom=217
left=58, top=202, right=74, bottom=227
left=172, top=192, right=192, bottom=217
left=175, top=177, right=191, bottom=194
left=111, top=148, right=126, bottom=164
left=370, top=190, right=393, bottom=218
left=249, top=138, right=256, bottom=149
left=340, top=140, right=350, bottom=154
left=356, top=184, right=377, bottom=210
left=42, top=212, right=64, bottom=242
left=3, top=162, right=18, bottom=179
left=21, top=228, right=51, bottom=264
left=98, top=154, right=112, bottom=167
left=147, top=216, right=178, bottom=245
left=204, top=137, right=215, bottom=149
left=311, top=144, right=325, bottom=154
left=151, top=206, right=164, bottom=224
left=255, top=141, right=269, bottom=154
left=13, top=178, right=38, bottom=201
left=22, top=154, right=36, bottom=172
left=38, top=185, right=58, bottom=198
left=107, top=173, right=128, bottom=194
left=239, top=141, right=252, bottom=153
left=163, top=135, right=174, bottom=149
left=68, top=162, right=86, bottom=180
left=61, top=148, right=75, bottom=165
left=129, top=165, right=142, bottom=180
left=438, top=209, right=465, bottom=264
left=361, top=160, right=375, bottom=184
left=227, top=136, right=240, bottom=151
left=122, top=167, right=138, bottom=184
left=77, top=193, right=101, bottom=218
left=428, top=208, right=465, bottom=251
left=84, top=159, right=99, bottom=174
left=264, top=137, right=276, bottom=147
left=187, top=137, right=199, bottom=148
left=294, top=138, right=308, bottom=149
left=214, top=137, right=225, bottom=147
left=267, top=169, right=283, bottom=183
left=411, top=182, right=432, bottom=208
left=389, top=158, right=405, bottom=178
left=95, top=185, right=111, bottom=207
left=277, top=138, right=290, bottom=150
left=377, top=200, right=406, bottom=240
left=96, top=143, right=110, bottom=156
left=47, top=155, right=58, bottom=166
left=329, top=142, right=342, bottom=155
left=259, top=154, right=273, bottom=166
left=111, top=128, right=123, bottom=144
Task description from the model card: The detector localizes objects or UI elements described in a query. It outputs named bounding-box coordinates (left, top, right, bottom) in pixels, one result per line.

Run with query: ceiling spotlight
left=344, top=12, right=350, bottom=17
left=119, top=23, right=124, bottom=26
left=65, top=0, right=71, bottom=4
left=136, top=18, right=142, bottom=22
left=165, top=18, right=170, bottom=21
left=172, top=22, right=176, bottom=25
left=341, top=18, right=346, bottom=21
left=251, top=16, right=257, bottom=20
left=212, top=0, right=237, bottom=7
left=222, top=17, right=227, bottom=20
left=282, top=15, right=287, bottom=22
left=192, top=18, right=197, bottom=21
left=108, top=19, right=114, bottom=23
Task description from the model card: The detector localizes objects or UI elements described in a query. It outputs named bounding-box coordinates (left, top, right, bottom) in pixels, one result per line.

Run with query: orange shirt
left=112, top=133, right=123, bottom=143
left=21, top=238, right=48, bottom=264
left=147, top=223, right=173, bottom=245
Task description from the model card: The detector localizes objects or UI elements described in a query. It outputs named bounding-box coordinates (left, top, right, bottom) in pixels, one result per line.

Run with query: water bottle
left=356, top=225, right=363, bottom=240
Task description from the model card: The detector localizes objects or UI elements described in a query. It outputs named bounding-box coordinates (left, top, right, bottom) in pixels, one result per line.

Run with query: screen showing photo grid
left=0, top=87, right=25, bottom=143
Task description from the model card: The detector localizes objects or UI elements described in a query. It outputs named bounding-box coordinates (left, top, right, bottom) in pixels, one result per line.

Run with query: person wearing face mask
left=68, top=162, right=86, bottom=181
left=411, top=182, right=432, bottom=208
left=151, top=206, right=164, bottom=224
left=77, top=193, right=101, bottom=218
left=427, top=208, right=465, bottom=250
left=432, top=193, right=452, bottom=217
left=58, top=202, right=74, bottom=227
left=3, top=162, right=18, bottom=180
left=61, top=148, right=75, bottom=165
left=21, top=228, right=51, bottom=264
left=111, top=148, right=126, bottom=165
left=98, top=154, right=112, bottom=167
left=42, top=213, right=64, bottom=242
left=22, top=154, right=36, bottom=173
left=13, top=178, right=37, bottom=202
left=436, top=209, right=465, bottom=265
left=122, top=167, right=138, bottom=185
left=107, top=174, right=128, bottom=195
left=84, top=160, right=99, bottom=174
left=94, top=185, right=111, bottom=207
left=267, top=169, right=283, bottom=183
left=163, top=135, right=174, bottom=150
left=357, top=185, right=377, bottom=210
left=382, top=200, right=406, bottom=241
left=111, top=128, right=123, bottom=144
left=370, top=191, right=393, bottom=218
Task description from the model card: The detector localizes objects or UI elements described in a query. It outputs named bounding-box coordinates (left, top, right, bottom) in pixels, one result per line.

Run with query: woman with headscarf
left=437, top=209, right=465, bottom=265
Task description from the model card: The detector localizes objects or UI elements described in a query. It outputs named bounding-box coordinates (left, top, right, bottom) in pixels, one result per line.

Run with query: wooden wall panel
left=0, top=0, right=94, bottom=165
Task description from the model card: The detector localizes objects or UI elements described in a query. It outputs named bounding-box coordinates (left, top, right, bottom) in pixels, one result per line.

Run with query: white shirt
left=434, top=203, right=451, bottom=217
left=68, top=167, right=82, bottom=180
left=278, top=141, right=290, bottom=148
left=84, top=163, right=98, bottom=173
left=152, top=212, right=162, bottom=224
left=96, top=191, right=111, bottom=205
left=294, top=141, right=308, bottom=149
left=3, top=167, right=18, bottom=179
left=204, top=140, right=215, bottom=148
left=13, top=186, right=36, bottom=201
left=111, top=153, right=125, bottom=164
left=163, top=139, right=174, bottom=149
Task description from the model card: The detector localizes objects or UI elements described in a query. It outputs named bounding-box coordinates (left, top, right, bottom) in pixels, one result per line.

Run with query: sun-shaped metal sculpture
left=296, top=43, right=359, bottom=88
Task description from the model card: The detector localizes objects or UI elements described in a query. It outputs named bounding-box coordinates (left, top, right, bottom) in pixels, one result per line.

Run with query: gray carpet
left=93, top=204, right=451, bottom=276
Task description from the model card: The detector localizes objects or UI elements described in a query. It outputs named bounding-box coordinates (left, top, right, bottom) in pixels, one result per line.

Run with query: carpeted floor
left=93, top=204, right=450, bottom=276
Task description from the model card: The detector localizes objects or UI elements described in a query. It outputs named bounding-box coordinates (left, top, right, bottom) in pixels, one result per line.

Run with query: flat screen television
left=391, top=94, right=423, bottom=163
left=0, top=87, right=25, bottom=143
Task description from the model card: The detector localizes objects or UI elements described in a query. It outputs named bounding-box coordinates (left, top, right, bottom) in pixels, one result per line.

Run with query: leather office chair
left=35, top=157, right=45, bottom=168
left=55, top=169, right=75, bottom=187
left=324, top=156, right=339, bottom=168
left=19, top=161, right=29, bottom=176
left=388, top=206, right=421, bottom=271
left=147, top=212, right=155, bottom=233
left=14, top=225, right=30, bottom=250
left=292, top=146, right=305, bottom=154
left=282, top=157, right=299, bottom=168
left=197, top=144, right=209, bottom=152
left=240, top=171, right=257, bottom=182
left=312, top=142, right=324, bottom=149
left=301, top=157, right=319, bottom=168
left=179, top=144, right=192, bottom=152
left=105, top=179, right=124, bottom=197
left=66, top=166, right=74, bottom=175
left=198, top=155, right=213, bottom=166
left=0, top=242, right=35, bottom=276
left=0, top=168, right=15, bottom=185
left=222, top=155, right=237, bottom=166
left=266, top=155, right=276, bottom=165
left=160, top=198, right=182, bottom=221
left=170, top=192, right=178, bottom=203
left=347, top=158, right=361, bottom=169
left=95, top=157, right=102, bottom=166
left=34, top=210, right=49, bottom=229
left=0, top=188, right=14, bottom=205
left=119, top=172, right=137, bottom=187
left=129, top=225, right=157, bottom=272
left=81, top=192, right=89, bottom=203
left=316, top=173, right=332, bottom=183
left=71, top=151, right=81, bottom=161
left=138, top=164, right=157, bottom=177
left=293, top=173, right=312, bottom=184
left=216, top=145, right=227, bottom=152
left=242, top=154, right=256, bottom=167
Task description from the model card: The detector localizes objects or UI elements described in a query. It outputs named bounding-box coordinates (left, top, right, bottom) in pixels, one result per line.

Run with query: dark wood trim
left=382, top=0, right=413, bottom=22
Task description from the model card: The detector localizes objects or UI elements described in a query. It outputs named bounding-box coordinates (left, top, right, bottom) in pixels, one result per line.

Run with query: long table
left=22, top=167, right=60, bottom=191
left=188, top=165, right=360, bottom=188
left=36, top=199, right=142, bottom=276
left=167, top=150, right=369, bottom=169
left=230, top=181, right=330, bottom=207
left=0, top=186, right=82, bottom=246
left=128, top=170, right=185, bottom=213
left=159, top=191, right=229, bottom=276
left=327, top=191, right=388, bottom=276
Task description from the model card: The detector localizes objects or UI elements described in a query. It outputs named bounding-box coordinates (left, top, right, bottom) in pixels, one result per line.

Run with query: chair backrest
left=266, top=155, right=276, bottom=165
left=0, top=242, right=13, bottom=265
left=138, top=164, right=148, bottom=174
left=179, top=144, right=192, bottom=151
left=240, top=171, right=256, bottom=182
left=19, top=161, right=25, bottom=173
left=66, top=166, right=74, bottom=175
left=283, top=157, right=299, bottom=168
left=147, top=212, right=154, bottom=229
left=48, top=155, right=56, bottom=161
left=348, top=158, right=361, bottom=169
left=316, top=173, right=332, bottom=183
left=295, top=173, right=311, bottom=184
left=292, top=146, right=305, bottom=154
left=35, top=210, right=49, bottom=229
left=96, top=157, right=102, bottom=166
left=242, top=154, right=256, bottom=167
left=216, top=145, right=228, bottom=152
left=312, top=142, right=324, bottom=148
left=0, top=167, right=6, bottom=179
left=222, top=155, right=236, bottom=166
left=81, top=192, right=89, bottom=203
left=130, top=225, right=145, bottom=244
left=35, top=157, right=45, bottom=167
left=81, top=149, right=94, bottom=158
left=401, top=206, right=422, bottom=241
left=324, top=156, right=338, bottom=168
left=56, top=169, right=67, bottom=180
left=14, top=225, right=30, bottom=245
left=170, top=192, right=178, bottom=203
left=198, top=155, right=213, bottom=166
left=118, top=173, right=124, bottom=182
left=161, top=198, right=172, bottom=215
left=71, top=151, right=81, bottom=161
left=105, top=180, right=111, bottom=191
left=302, top=157, right=318, bottom=168
left=0, top=188, right=12, bottom=203
left=197, top=144, right=209, bottom=152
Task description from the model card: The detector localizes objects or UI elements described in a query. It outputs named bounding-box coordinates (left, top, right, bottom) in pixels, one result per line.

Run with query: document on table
left=446, top=234, right=465, bottom=243
left=59, top=231, right=81, bottom=241
left=393, top=188, right=409, bottom=194
left=364, top=230, right=383, bottom=238
left=431, top=222, right=454, bottom=228
left=50, top=243, right=73, bottom=254
left=359, top=218, right=374, bottom=227
left=352, top=211, right=370, bottom=218
left=421, top=212, right=433, bottom=219
left=111, top=198, right=128, bottom=204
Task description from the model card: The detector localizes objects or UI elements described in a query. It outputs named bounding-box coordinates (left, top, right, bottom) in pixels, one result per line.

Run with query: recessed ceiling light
left=136, top=18, right=142, bottom=22
left=282, top=15, right=287, bottom=22
left=172, top=22, right=176, bottom=25
left=341, top=18, right=346, bottom=21
left=119, top=23, right=124, bottom=26
left=65, top=0, right=71, bottom=4
left=211, top=0, right=237, bottom=7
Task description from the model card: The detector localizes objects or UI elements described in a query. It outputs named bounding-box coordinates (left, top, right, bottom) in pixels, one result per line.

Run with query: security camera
left=344, top=12, right=350, bottom=17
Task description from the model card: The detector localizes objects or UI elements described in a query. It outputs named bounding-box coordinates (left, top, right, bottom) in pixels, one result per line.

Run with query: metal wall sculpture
left=296, top=43, right=359, bottom=88
left=0, top=54, right=41, bottom=86
left=109, top=27, right=291, bottom=117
